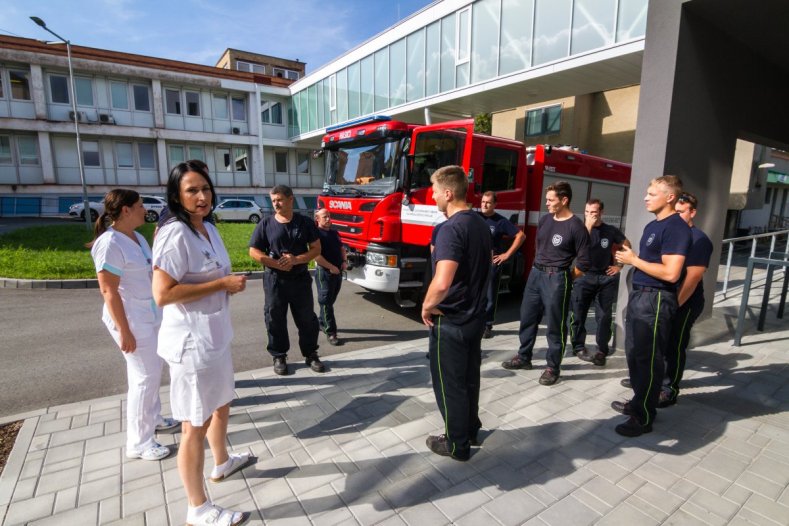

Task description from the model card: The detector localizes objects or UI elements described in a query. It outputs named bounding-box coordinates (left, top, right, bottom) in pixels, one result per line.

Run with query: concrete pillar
left=37, top=131, right=55, bottom=184
left=151, top=80, right=164, bottom=129
left=29, top=65, right=48, bottom=120
left=156, top=138, right=168, bottom=185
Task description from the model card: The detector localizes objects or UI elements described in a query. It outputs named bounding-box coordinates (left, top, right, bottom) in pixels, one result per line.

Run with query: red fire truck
left=317, top=116, right=631, bottom=307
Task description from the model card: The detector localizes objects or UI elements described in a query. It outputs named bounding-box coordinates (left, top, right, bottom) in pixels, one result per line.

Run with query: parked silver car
left=214, top=199, right=264, bottom=223
left=68, top=201, right=104, bottom=222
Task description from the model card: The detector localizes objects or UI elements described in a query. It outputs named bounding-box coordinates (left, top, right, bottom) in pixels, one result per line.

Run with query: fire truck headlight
left=366, top=252, right=398, bottom=268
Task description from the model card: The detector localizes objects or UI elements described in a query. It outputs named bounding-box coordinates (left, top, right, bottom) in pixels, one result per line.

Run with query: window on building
left=49, top=75, right=70, bottom=103
left=0, top=136, right=12, bottom=164
left=236, top=61, right=265, bottom=74
left=75, top=77, right=93, bottom=106
left=217, top=147, right=232, bottom=171
left=116, top=142, right=134, bottom=168
left=213, top=94, right=228, bottom=119
left=17, top=136, right=39, bottom=165
left=481, top=147, right=519, bottom=192
left=82, top=141, right=100, bottom=167
left=138, top=143, right=156, bottom=169
left=132, top=84, right=150, bottom=111
left=297, top=151, right=310, bottom=174
left=110, top=82, right=129, bottom=109
left=9, top=70, right=31, bottom=100
left=169, top=145, right=185, bottom=165
left=525, top=104, right=562, bottom=136
left=272, top=67, right=299, bottom=80
left=165, top=89, right=181, bottom=115
left=275, top=151, right=287, bottom=173
left=0, top=74, right=4, bottom=98
left=231, top=97, right=246, bottom=121
left=329, top=74, right=337, bottom=111
left=456, top=7, right=471, bottom=64
left=261, top=100, right=283, bottom=124
left=766, top=187, right=773, bottom=205
left=188, top=146, right=204, bottom=161
left=185, top=91, right=200, bottom=116
left=234, top=147, right=248, bottom=171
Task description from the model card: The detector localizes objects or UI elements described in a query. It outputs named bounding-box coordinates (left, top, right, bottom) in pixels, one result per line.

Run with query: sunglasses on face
left=677, top=193, right=697, bottom=209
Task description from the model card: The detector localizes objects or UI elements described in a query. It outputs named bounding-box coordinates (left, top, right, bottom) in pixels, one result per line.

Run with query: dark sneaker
left=574, top=348, right=593, bottom=362
left=620, top=378, right=632, bottom=389
left=306, top=354, right=326, bottom=373
left=539, top=368, right=559, bottom=386
left=425, top=434, right=469, bottom=461
left=482, top=326, right=493, bottom=339
left=273, top=356, right=288, bottom=376
left=658, top=391, right=677, bottom=408
left=327, top=334, right=340, bottom=346
left=592, top=351, right=607, bottom=366
left=501, top=355, right=532, bottom=370
left=615, top=416, right=652, bottom=437
left=611, top=400, right=633, bottom=415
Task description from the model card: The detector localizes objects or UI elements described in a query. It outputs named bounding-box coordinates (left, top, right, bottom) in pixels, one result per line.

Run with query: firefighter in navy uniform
left=479, top=191, right=526, bottom=339
left=249, top=185, right=324, bottom=376
left=612, top=175, right=692, bottom=437
left=660, top=191, right=712, bottom=407
left=569, top=199, right=630, bottom=366
left=422, top=166, right=492, bottom=461
left=501, top=181, right=591, bottom=386
left=313, top=208, right=347, bottom=346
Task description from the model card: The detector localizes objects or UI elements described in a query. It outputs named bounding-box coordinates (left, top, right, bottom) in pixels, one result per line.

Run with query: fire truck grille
left=330, top=213, right=363, bottom=223
left=333, top=223, right=364, bottom=235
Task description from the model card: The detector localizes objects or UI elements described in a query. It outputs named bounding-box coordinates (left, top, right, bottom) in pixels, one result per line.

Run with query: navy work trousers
left=663, top=292, right=704, bottom=399
left=263, top=271, right=319, bottom=358
left=517, top=267, right=573, bottom=371
left=314, top=267, right=342, bottom=336
left=429, top=315, right=484, bottom=459
left=568, top=272, right=619, bottom=355
left=484, top=263, right=502, bottom=328
left=625, top=288, right=677, bottom=426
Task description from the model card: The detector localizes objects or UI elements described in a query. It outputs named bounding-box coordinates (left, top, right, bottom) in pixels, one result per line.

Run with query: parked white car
left=214, top=199, right=264, bottom=223
left=141, top=195, right=167, bottom=223
left=68, top=201, right=104, bottom=222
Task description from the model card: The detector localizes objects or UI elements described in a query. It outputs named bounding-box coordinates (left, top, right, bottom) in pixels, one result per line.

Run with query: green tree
left=474, top=113, right=492, bottom=135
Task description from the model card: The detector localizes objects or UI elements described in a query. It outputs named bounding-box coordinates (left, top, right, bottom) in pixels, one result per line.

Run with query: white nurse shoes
left=126, top=442, right=171, bottom=461
left=186, top=503, right=248, bottom=526
left=155, top=417, right=180, bottom=431
left=209, top=452, right=252, bottom=482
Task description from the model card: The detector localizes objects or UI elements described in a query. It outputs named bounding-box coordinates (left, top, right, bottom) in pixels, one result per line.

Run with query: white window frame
left=274, top=151, right=288, bottom=173
left=48, top=74, right=70, bottom=105
left=165, top=88, right=182, bottom=115
left=213, top=94, right=229, bottom=120
left=0, top=135, right=12, bottom=164
left=0, top=70, right=5, bottom=99
left=109, top=80, right=129, bottom=110
left=132, top=84, right=151, bottom=112
left=237, top=60, right=265, bottom=74
left=525, top=103, right=563, bottom=137
left=329, top=74, right=337, bottom=111
left=185, top=90, right=201, bottom=117
left=168, top=144, right=186, bottom=166
left=74, top=76, right=94, bottom=107
left=216, top=146, right=233, bottom=172
left=272, top=67, right=299, bottom=80
left=17, top=136, right=39, bottom=166
left=261, top=99, right=283, bottom=125
left=231, top=96, right=247, bottom=122
left=115, top=142, right=135, bottom=168
left=455, top=6, right=472, bottom=65
left=138, top=142, right=156, bottom=169
left=9, top=69, right=32, bottom=101
left=297, top=150, right=310, bottom=174
left=82, top=140, right=101, bottom=167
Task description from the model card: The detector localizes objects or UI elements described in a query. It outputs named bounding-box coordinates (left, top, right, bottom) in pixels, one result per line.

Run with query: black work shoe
left=501, top=355, right=532, bottom=370
left=306, top=353, right=326, bottom=373
left=273, top=356, right=288, bottom=376
left=658, top=391, right=677, bottom=408
left=611, top=400, right=633, bottom=415
left=425, top=434, right=469, bottom=461
left=620, top=378, right=632, bottom=389
left=615, top=416, right=652, bottom=437
left=482, top=326, right=493, bottom=339
left=592, top=351, right=607, bottom=366
left=574, top=348, right=593, bottom=362
left=539, top=368, right=559, bottom=386
left=327, top=334, right=340, bottom=346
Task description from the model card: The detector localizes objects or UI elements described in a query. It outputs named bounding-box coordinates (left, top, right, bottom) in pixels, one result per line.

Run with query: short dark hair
left=430, top=165, right=468, bottom=199
left=270, top=184, right=294, bottom=198
left=482, top=191, right=497, bottom=203
left=166, top=160, right=217, bottom=236
left=546, top=181, right=572, bottom=204
left=586, top=198, right=604, bottom=209
left=677, top=191, right=699, bottom=210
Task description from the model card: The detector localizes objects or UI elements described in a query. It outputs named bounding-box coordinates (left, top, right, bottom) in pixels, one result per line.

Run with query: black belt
left=267, top=269, right=309, bottom=279
left=633, top=284, right=675, bottom=293
left=533, top=263, right=570, bottom=273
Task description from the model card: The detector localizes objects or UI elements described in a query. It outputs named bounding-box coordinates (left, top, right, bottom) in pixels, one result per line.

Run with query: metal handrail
left=733, top=252, right=789, bottom=346
left=721, top=229, right=789, bottom=297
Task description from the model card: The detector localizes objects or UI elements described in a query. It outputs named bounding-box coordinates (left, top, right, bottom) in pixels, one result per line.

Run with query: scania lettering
left=317, top=115, right=631, bottom=307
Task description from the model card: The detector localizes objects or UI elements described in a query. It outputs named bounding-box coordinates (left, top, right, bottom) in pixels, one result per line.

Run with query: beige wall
left=491, top=85, right=640, bottom=163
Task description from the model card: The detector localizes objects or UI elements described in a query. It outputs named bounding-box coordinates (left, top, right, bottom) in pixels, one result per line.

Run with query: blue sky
left=2, top=0, right=435, bottom=72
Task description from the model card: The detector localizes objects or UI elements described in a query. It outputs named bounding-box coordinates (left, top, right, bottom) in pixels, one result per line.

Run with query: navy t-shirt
left=587, top=223, right=626, bottom=272
left=683, top=226, right=713, bottom=301
left=633, top=213, right=692, bottom=290
left=432, top=210, right=492, bottom=324
left=249, top=213, right=319, bottom=275
left=534, top=214, right=591, bottom=270
left=479, top=211, right=520, bottom=255
left=317, top=228, right=343, bottom=268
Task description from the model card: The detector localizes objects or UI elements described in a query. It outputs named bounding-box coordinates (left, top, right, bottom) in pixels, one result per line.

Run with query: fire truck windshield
left=324, top=138, right=405, bottom=196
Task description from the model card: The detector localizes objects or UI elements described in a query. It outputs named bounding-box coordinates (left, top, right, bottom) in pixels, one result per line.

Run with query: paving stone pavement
left=1, top=271, right=788, bottom=525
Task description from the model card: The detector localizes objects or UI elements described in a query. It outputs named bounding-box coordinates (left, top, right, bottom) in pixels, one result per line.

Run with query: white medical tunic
left=152, top=220, right=235, bottom=425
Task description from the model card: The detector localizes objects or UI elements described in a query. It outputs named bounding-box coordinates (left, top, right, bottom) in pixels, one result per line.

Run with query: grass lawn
left=0, top=222, right=262, bottom=279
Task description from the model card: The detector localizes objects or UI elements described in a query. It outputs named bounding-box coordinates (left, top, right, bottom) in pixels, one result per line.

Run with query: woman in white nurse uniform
left=89, top=189, right=178, bottom=462
left=152, top=160, right=250, bottom=526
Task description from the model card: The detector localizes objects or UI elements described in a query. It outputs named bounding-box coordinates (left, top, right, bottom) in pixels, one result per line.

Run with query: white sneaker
left=126, top=443, right=171, bottom=461
left=186, top=503, right=247, bottom=526
left=209, top=452, right=251, bottom=482
left=155, top=417, right=180, bottom=431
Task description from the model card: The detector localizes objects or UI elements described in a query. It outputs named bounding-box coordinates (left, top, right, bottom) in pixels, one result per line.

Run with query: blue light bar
left=325, top=115, right=392, bottom=133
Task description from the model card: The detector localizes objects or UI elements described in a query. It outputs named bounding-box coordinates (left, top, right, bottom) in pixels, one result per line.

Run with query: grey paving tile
left=35, top=466, right=80, bottom=496
left=4, top=493, right=56, bottom=524
left=52, top=486, right=78, bottom=514
left=538, top=494, right=601, bottom=526
left=596, top=502, right=659, bottom=525
left=121, top=485, right=165, bottom=517
left=431, top=480, right=492, bottom=522
left=79, top=474, right=121, bottom=505
left=28, top=502, right=98, bottom=526
left=48, top=423, right=104, bottom=447
left=482, top=488, right=544, bottom=526
left=742, top=493, right=789, bottom=525
left=398, top=501, right=449, bottom=526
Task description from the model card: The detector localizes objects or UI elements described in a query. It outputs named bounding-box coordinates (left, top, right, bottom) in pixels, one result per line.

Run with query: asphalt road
left=0, top=281, right=522, bottom=418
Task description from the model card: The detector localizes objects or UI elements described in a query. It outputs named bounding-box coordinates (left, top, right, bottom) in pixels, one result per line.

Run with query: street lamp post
left=30, top=16, right=92, bottom=231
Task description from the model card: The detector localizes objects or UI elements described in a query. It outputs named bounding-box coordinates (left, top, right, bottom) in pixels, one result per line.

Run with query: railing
left=733, top=251, right=789, bottom=346
left=721, top=229, right=789, bottom=297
